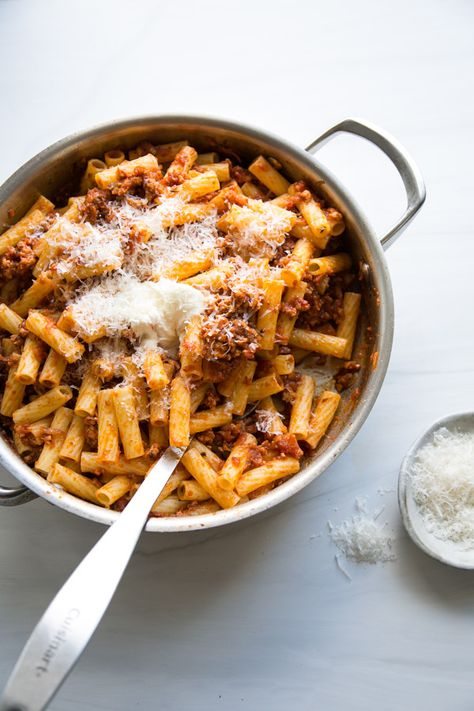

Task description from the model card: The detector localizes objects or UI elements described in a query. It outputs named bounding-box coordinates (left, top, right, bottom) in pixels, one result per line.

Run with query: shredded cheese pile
left=410, top=427, right=474, bottom=546
left=329, top=498, right=396, bottom=564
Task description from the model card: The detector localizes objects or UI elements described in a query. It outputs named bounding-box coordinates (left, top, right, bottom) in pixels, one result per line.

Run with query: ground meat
left=197, top=422, right=245, bottom=454
left=0, top=237, right=37, bottom=280
left=246, top=445, right=265, bottom=468
left=81, top=188, right=115, bottom=223
left=296, top=274, right=345, bottom=329
left=201, top=387, right=221, bottom=409
left=279, top=295, right=310, bottom=319
left=271, top=237, right=296, bottom=267
left=196, top=430, right=215, bottom=446
left=110, top=164, right=164, bottom=201
left=281, top=372, right=303, bottom=404
left=84, top=416, right=98, bottom=450
left=271, top=433, right=303, bottom=459
left=202, top=314, right=260, bottom=361
left=164, top=146, right=196, bottom=186
left=334, top=361, right=361, bottom=392
left=231, top=165, right=253, bottom=185
left=202, top=359, right=234, bottom=383
left=14, top=423, right=57, bottom=447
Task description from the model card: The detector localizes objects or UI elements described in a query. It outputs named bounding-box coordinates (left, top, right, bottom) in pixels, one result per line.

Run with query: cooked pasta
left=0, top=138, right=363, bottom=516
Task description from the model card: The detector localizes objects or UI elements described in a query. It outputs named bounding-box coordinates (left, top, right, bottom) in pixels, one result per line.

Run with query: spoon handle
left=0, top=447, right=184, bottom=711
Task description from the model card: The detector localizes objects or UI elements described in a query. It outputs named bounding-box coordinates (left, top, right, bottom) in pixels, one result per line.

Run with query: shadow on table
left=395, top=529, right=474, bottom=612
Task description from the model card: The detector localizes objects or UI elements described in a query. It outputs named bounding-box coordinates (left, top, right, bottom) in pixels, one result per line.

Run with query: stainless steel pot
left=0, top=116, right=425, bottom=531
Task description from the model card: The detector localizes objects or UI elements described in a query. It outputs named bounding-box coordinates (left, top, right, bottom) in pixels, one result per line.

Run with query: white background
left=1, top=1, right=474, bottom=709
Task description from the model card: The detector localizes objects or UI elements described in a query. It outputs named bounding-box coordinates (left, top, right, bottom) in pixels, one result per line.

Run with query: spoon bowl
left=399, top=412, right=474, bottom=570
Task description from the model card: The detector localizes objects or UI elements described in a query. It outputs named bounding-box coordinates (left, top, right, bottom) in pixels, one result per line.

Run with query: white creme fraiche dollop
left=70, top=276, right=208, bottom=354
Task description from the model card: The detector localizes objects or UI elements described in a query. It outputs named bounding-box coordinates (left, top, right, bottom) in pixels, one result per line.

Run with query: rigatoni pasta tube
left=188, top=439, right=223, bottom=471
left=143, top=351, right=169, bottom=390
left=165, top=145, right=197, bottom=184
left=179, top=316, right=203, bottom=378
left=257, top=278, right=285, bottom=351
left=48, top=462, right=99, bottom=503
left=25, top=310, right=84, bottom=363
left=336, top=292, right=361, bottom=360
left=154, top=140, right=189, bottom=163
left=39, top=348, right=67, bottom=387
left=97, top=390, right=120, bottom=463
left=247, top=373, right=283, bottom=402
left=60, top=413, right=86, bottom=462
left=149, top=364, right=174, bottom=425
left=10, top=274, right=56, bottom=317
left=273, top=354, right=294, bottom=375
left=280, top=238, right=314, bottom=287
left=148, top=423, right=169, bottom=449
left=12, top=385, right=72, bottom=424
left=163, top=249, right=215, bottom=282
left=0, top=364, right=26, bottom=417
left=15, top=336, right=46, bottom=384
left=197, top=161, right=230, bottom=182
left=189, top=405, right=233, bottom=434
left=218, top=433, right=257, bottom=491
left=151, top=495, right=185, bottom=516
left=289, top=328, right=348, bottom=359
left=288, top=185, right=330, bottom=249
left=257, top=396, right=287, bottom=434
left=169, top=375, right=191, bottom=448
left=113, top=385, right=145, bottom=459
left=152, top=465, right=188, bottom=507
left=35, top=407, right=74, bottom=475
left=236, top=457, right=300, bottom=496
left=181, top=448, right=240, bottom=509
left=179, top=171, right=220, bottom=202
left=177, top=479, right=210, bottom=501
left=288, top=374, right=315, bottom=439
left=96, top=475, right=134, bottom=507
left=248, top=156, right=289, bottom=196
left=75, top=366, right=101, bottom=417
left=0, top=208, right=46, bottom=256
left=230, top=360, right=257, bottom=416
left=95, top=154, right=159, bottom=190
left=185, top=500, right=221, bottom=516
left=305, top=391, right=341, bottom=449
left=308, top=253, right=352, bottom=277
left=81, top=452, right=150, bottom=478
left=0, top=304, right=22, bottom=335
left=104, top=149, right=125, bottom=167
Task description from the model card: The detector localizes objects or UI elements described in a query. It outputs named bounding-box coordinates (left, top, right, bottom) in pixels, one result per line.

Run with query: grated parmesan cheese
left=224, top=200, right=295, bottom=258
left=409, top=427, right=474, bottom=547
left=52, top=219, right=123, bottom=278
left=329, top=498, right=396, bottom=564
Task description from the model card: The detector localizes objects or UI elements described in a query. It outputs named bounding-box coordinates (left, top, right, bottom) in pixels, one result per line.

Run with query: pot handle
left=0, top=483, right=37, bottom=506
left=306, top=118, right=426, bottom=250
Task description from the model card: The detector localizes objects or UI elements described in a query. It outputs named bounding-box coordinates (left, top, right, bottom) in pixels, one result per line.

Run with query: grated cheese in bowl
left=409, top=427, right=474, bottom=548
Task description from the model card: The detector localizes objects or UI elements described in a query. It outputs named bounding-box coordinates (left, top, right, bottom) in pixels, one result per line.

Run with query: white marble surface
left=1, top=1, right=474, bottom=709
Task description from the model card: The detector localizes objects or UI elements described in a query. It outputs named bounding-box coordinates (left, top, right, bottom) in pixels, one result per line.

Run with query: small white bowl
left=399, top=412, right=474, bottom=569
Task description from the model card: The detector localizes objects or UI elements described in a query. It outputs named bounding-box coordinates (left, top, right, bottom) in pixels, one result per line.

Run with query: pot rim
left=0, top=114, right=394, bottom=532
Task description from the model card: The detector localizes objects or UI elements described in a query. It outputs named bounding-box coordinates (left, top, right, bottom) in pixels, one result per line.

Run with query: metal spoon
left=0, top=445, right=186, bottom=711
left=398, top=412, right=474, bottom=570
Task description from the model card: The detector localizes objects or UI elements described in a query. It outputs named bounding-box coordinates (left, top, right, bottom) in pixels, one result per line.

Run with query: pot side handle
left=306, top=118, right=426, bottom=250
left=0, top=484, right=37, bottom=506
